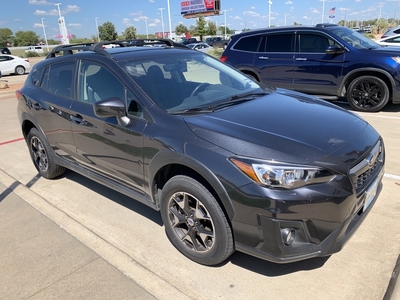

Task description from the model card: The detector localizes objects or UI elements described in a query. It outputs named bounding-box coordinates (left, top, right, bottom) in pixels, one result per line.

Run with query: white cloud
left=285, top=1, right=293, bottom=4
left=243, top=10, right=260, bottom=17
left=67, top=23, right=82, bottom=28
left=28, top=0, right=52, bottom=5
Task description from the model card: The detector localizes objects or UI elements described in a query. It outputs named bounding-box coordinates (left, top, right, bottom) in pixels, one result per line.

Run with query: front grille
left=350, top=140, right=384, bottom=194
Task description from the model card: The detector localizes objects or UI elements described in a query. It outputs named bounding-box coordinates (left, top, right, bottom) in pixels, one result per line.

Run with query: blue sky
left=0, top=0, right=398, bottom=40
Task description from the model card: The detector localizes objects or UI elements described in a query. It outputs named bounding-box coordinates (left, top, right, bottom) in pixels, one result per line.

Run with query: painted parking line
left=0, top=137, right=24, bottom=146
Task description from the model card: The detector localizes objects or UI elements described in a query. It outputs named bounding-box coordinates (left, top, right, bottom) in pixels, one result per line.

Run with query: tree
left=218, top=25, right=231, bottom=36
left=175, top=24, right=188, bottom=36
left=195, top=15, right=207, bottom=41
left=207, top=21, right=217, bottom=36
left=0, top=28, right=14, bottom=47
left=122, top=26, right=137, bottom=39
left=14, top=30, right=40, bottom=46
left=98, top=21, right=118, bottom=41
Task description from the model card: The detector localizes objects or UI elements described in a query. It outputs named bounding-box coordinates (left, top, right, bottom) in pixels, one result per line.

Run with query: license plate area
left=363, top=169, right=384, bottom=211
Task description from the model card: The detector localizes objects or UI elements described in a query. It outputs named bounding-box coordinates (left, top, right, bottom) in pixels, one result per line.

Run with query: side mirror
left=94, top=97, right=125, bottom=118
left=325, top=45, right=345, bottom=55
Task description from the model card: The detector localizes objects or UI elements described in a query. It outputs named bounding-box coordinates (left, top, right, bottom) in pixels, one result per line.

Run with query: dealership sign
left=181, top=0, right=215, bottom=15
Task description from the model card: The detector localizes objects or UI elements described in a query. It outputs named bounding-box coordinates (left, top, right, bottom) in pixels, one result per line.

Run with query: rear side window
left=46, top=61, right=75, bottom=98
left=233, top=35, right=261, bottom=52
left=262, top=34, right=294, bottom=52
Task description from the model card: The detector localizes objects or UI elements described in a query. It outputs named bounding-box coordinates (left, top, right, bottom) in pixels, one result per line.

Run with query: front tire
left=27, top=128, right=65, bottom=179
left=160, top=175, right=234, bottom=265
left=347, top=76, right=389, bottom=112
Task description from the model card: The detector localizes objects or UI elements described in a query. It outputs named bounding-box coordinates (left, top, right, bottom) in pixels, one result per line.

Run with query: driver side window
left=78, top=61, right=124, bottom=104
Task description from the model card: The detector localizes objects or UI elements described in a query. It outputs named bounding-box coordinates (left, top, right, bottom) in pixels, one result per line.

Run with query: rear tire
left=15, top=66, right=25, bottom=75
left=27, top=128, right=65, bottom=179
left=347, top=76, right=389, bottom=112
left=160, top=175, right=234, bottom=265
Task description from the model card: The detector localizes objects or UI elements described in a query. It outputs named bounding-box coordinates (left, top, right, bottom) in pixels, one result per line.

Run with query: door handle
left=295, top=58, right=307, bottom=61
left=258, top=56, right=269, bottom=60
left=71, top=114, right=84, bottom=125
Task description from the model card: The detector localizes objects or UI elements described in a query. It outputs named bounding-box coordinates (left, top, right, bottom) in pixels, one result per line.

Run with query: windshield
left=119, top=51, right=264, bottom=113
left=327, top=26, right=381, bottom=49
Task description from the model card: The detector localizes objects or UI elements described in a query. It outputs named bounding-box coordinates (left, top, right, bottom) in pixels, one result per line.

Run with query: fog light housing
left=281, top=228, right=296, bottom=246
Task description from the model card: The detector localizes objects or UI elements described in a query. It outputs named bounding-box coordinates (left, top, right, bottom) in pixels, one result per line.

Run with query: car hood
left=184, top=90, right=377, bottom=166
left=370, top=46, right=400, bottom=54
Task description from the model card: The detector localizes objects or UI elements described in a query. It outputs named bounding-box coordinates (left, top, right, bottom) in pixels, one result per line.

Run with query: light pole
left=284, top=13, right=289, bottom=26
left=55, top=3, right=62, bottom=18
left=268, top=0, right=272, bottom=27
left=167, top=0, right=172, bottom=38
left=41, top=18, right=49, bottom=51
left=95, top=17, right=100, bottom=42
left=321, top=0, right=326, bottom=23
left=144, top=17, right=149, bottom=39
left=223, top=10, right=227, bottom=38
left=159, top=8, right=165, bottom=38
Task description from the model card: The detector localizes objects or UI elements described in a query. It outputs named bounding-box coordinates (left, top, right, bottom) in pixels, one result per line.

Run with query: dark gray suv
left=17, top=40, right=384, bottom=265
left=221, top=23, right=400, bottom=112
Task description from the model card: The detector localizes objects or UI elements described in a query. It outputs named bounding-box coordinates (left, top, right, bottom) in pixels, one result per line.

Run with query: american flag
left=328, top=7, right=335, bottom=15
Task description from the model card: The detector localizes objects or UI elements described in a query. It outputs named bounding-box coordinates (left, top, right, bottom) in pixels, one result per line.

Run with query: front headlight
left=230, top=157, right=336, bottom=189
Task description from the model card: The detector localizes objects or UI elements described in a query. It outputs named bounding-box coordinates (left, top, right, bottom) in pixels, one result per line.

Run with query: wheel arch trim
left=148, top=151, right=235, bottom=220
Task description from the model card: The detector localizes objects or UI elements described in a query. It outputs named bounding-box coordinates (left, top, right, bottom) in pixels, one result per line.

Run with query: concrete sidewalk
left=0, top=181, right=157, bottom=300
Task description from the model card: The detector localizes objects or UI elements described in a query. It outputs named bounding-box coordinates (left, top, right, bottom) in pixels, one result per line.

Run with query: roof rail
left=45, top=39, right=188, bottom=59
left=316, top=23, right=339, bottom=28
left=119, top=38, right=188, bottom=49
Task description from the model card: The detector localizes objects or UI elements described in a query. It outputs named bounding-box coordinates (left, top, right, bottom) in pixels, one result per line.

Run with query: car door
left=0, top=55, right=13, bottom=74
left=255, top=32, right=295, bottom=89
left=292, top=31, right=345, bottom=95
left=69, top=60, right=146, bottom=192
left=30, top=61, right=76, bottom=160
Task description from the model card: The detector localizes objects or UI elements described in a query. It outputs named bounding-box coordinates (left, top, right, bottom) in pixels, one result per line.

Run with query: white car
left=375, top=34, right=400, bottom=47
left=25, top=46, right=44, bottom=54
left=186, top=42, right=212, bottom=53
left=0, top=54, right=31, bottom=75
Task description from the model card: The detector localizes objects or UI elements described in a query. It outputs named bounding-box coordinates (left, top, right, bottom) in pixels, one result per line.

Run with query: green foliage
left=70, top=37, right=93, bottom=44
left=14, top=30, right=39, bottom=46
left=207, top=47, right=223, bottom=59
left=207, top=21, right=217, bottom=36
left=98, top=21, right=118, bottom=41
left=218, top=25, right=231, bottom=36
left=122, top=26, right=137, bottom=39
left=0, top=28, right=13, bottom=47
left=196, top=15, right=207, bottom=40
left=175, top=24, right=189, bottom=36
left=25, top=51, right=43, bottom=57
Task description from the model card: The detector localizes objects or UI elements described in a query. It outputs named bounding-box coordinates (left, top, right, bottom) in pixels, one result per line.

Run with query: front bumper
left=230, top=164, right=384, bottom=264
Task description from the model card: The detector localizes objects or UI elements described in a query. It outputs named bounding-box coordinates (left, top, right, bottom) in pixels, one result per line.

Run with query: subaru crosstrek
left=221, top=23, right=400, bottom=112
left=16, top=40, right=384, bottom=265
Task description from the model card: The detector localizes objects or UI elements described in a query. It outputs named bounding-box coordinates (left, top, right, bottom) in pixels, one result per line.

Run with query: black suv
left=17, top=40, right=384, bottom=265
left=221, top=23, right=400, bottom=112
left=0, top=47, right=11, bottom=54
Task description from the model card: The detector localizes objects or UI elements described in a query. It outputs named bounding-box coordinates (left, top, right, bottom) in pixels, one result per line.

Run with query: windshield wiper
left=169, top=92, right=268, bottom=114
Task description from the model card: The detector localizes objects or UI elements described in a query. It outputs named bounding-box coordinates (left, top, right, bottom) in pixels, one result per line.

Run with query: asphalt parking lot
left=0, top=58, right=399, bottom=299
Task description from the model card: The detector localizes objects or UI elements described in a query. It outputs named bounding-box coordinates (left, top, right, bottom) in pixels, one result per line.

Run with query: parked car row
left=221, top=23, right=400, bottom=112
left=16, top=39, right=384, bottom=266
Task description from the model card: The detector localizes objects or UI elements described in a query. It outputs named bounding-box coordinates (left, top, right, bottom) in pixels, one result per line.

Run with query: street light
left=95, top=17, right=100, bottom=42
left=222, top=10, right=228, bottom=39
left=268, top=0, right=272, bottom=27
left=144, top=17, right=149, bottom=39
left=41, top=18, right=49, bottom=51
left=167, top=0, right=172, bottom=38
left=159, top=8, right=165, bottom=38
left=321, top=0, right=326, bottom=23
left=55, top=3, right=62, bottom=18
